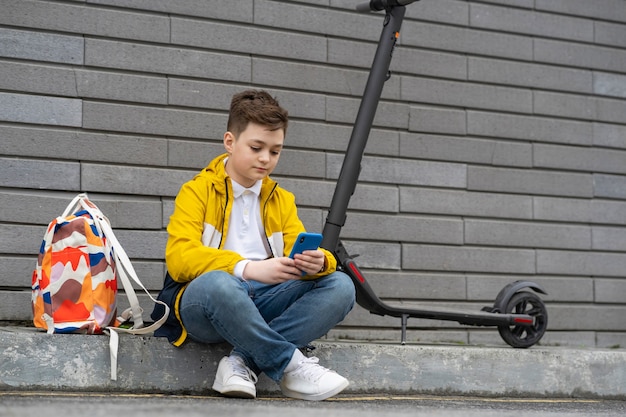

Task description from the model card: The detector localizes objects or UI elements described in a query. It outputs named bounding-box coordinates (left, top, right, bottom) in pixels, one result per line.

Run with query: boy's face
left=223, top=122, right=284, bottom=188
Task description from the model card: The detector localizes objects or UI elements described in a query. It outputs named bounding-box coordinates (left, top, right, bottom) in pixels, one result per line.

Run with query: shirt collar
left=231, top=178, right=262, bottom=198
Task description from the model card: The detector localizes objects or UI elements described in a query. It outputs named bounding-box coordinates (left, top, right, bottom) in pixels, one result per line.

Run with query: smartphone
left=288, top=232, right=323, bottom=259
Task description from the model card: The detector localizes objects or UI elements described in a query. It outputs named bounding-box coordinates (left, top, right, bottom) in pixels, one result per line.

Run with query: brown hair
left=227, top=90, right=289, bottom=137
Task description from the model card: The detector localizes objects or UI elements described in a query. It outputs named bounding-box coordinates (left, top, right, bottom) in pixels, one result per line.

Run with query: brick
left=168, top=81, right=327, bottom=121
left=467, top=111, right=593, bottom=146
left=466, top=275, right=594, bottom=303
left=254, top=0, right=381, bottom=42
left=88, top=0, right=254, bottom=22
left=594, top=21, right=626, bottom=48
left=401, top=21, right=533, bottom=61
left=403, top=0, right=469, bottom=25
left=272, top=149, right=327, bottom=179
left=403, top=244, right=536, bottom=274
left=400, top=187, right=533, bottom=219
left=0, top=291, right=30, bottom=321
left=552, top=198, right=626, bottom=226
left=0, top=157, right=80, bottom=191
left=468, top=57, right=592, bottom=94
left=93, top=198, right=164, bottom=231
left=596, top=96, right=626, bottom=124
left=537, top=249, right=626, bottom=277
left=112, top=229, right=168, bottom=260
left=0, top=92, right=81, bottom=127
left=0, top=224, right=45, bottom=255
left=593, top=123, right=626, bottom=149
left=401, top=76, right=532, bottom=114
left=325, top=96, right=409, bottom=129
left=475, top=0, right=533, bottom=9
left=592, top=227, right=626, bottom=251
left=0, top=190, right=162, bottom=229
left=1, top=125, right=168, bottom=166
left=341, top=212, right=463, bottom=244
left=597, top=333, right=626, bottom=349
left=400, top=133, right=532, bottom=167
left=0, top=0, right=170, bottom=43
left=470, top=3, right=593, bottom=42
left=537, top=332, right=596, bottom=348
left=76, top=70, right=167, bottom=104
left=365, top=271, right=467, bottom=300
left=594, top=72, right=626, bottom=99
left=171, top=18, right=326, bottom=62
left=168, top=140, right=224, bottom=169
left=594, top=174, right=626, bottom=199
left=252, top=57, right=400, bottom=100
left=0, top=28, right=83, bottom=64
left=341, top=240, right=401, bottom=270
left=534, top=143, right=626, bottom=175
left=162, top=199, right=175, bottom=229
left=327, top=154, right=467, bottom=188
left=533, top=196, right=592, bottom=224
left=0, top=256, right=37, bottom=288
left=533, top=91, right=595, bottom=120
left=535, top=0, right=626, bottom=23
left=468, top=166, right=594, bottom=198
left=546, top=304, right=626, bottom=331
left=409, top=106, right=466, bottom=135
left=298, top=208, right=325, bottom=235
left=593, top=277, right=626, bottom=304
left=168, top=80, right=236, bottom=111
left=535, top=38, right=626, bottom=73
left=83, top=101, right=226, bottom=139
left=465, top=219, right=591, bottom=250
left=328, top=38, right=467, bottom=80
left=591, top=200, right=626, bottom=225
left=81, top=164, right=196, bottom=197
left=279, top=177, right=399, bottom=214
left=287, top=120, right=400, bottom=157
left=0, top=61, right=77, bottom=97
left=85, top=38, right=251, bottom=81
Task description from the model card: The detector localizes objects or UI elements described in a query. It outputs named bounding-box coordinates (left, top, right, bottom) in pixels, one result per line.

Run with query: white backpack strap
left=61, top=193, right=90, bottom=218
left=73, top=194, right=170, bottom=380
left=108, top=328, right=119, bottom=381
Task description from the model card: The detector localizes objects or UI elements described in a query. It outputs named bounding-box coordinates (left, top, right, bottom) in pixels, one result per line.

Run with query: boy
left=151, top=90, right=356, bottom=401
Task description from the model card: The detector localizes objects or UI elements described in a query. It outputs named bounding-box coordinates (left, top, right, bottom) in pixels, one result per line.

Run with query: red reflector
left=349, top=263, right=366, bottom=283
left=514, top=317, right=534, bottom=324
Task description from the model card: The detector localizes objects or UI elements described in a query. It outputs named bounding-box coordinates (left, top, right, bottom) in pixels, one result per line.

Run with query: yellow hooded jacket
left=151, top=153, right=337, bottom=346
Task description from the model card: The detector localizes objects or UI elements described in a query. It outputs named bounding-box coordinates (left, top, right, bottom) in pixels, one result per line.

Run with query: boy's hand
left=242, top=250, right=325, bottom=283
left=242, top=257, right=302, bottom=284
left=293, top=249, right=325, bottom=276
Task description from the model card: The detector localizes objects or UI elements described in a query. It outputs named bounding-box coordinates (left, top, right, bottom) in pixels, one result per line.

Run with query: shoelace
left=228, top=356, right=258, bottom=383
left=289, top=356, right=332, bottom=382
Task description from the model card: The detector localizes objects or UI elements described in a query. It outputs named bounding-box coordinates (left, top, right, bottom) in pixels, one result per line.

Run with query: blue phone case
left=288, top=232, right=323, bottom=259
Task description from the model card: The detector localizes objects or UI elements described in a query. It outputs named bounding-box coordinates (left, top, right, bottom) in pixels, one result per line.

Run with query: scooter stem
left=321, top=5, right=406, bottom=251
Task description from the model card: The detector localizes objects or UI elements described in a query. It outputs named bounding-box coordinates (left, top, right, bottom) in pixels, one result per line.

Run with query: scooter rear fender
left=490, top=280, right=548, bottom=313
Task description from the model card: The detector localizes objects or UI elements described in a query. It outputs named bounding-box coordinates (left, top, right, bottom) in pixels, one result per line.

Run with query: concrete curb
left=1, top=327, right=625, bottom=399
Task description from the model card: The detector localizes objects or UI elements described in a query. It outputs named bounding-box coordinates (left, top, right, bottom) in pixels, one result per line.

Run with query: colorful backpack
left=31, top=193, right=169, bottom=379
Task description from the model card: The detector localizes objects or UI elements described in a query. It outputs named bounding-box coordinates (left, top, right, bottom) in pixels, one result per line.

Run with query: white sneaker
left=280, top=356, right=349, bottom=401
left=212, top=355, right=258, bottom=399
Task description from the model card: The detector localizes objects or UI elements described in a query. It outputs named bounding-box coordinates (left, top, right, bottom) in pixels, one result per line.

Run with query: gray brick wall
left=1, top=0, right=625, bottom=349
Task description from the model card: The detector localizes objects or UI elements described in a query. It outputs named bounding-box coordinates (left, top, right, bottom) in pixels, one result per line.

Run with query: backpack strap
left=75, top=194, right=170, bottom=380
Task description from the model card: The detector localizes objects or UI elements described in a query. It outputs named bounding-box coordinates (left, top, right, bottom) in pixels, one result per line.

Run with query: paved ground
left=1, top=392, right=625, bottom=417
left=1, top=326, right=625, bottom=400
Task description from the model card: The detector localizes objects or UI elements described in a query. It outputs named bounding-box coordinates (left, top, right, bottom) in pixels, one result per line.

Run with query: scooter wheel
left=498, top=291, right=548, bottom=348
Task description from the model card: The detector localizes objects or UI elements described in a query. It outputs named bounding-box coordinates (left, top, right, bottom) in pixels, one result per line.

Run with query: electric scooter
left=321, top=0, right=548, bottom=347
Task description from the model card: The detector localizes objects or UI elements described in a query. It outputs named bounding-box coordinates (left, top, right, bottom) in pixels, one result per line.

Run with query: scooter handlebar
left=356, top=0, right=420, bottom=12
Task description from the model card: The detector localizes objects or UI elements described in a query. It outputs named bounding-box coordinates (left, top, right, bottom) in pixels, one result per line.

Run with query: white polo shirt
left=222, top=178, right=270, bottom=278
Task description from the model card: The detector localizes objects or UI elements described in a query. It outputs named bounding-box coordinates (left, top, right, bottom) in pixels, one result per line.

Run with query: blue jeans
left=179, top=270, right=355, bottom=382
